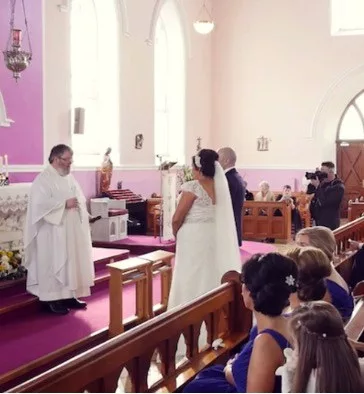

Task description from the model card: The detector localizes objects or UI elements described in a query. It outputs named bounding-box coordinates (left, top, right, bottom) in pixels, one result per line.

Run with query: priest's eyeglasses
left=58, top=156, right=73, bottom=163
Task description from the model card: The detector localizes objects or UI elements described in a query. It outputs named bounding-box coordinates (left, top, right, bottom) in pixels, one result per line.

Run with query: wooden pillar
left=109, top=265, right=124, bottom=338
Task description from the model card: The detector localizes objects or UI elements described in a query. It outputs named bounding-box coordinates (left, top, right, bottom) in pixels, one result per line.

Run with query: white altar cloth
left=0, top=183, right=32, bottom=250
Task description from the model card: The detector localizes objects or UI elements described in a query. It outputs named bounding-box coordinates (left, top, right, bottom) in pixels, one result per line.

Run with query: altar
left=0, top=183, right=31, bottom=250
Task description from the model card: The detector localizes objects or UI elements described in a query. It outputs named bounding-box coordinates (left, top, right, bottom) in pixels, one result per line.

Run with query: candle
left=0, top=156, right=3, bottom=173
left=4, top=154, right=8, bottom=177
left=12, top=29, right=22, bottom=47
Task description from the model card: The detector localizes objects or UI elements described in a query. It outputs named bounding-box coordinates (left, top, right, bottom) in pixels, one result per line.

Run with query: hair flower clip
left=195, top=155, right=201, bottom=168
left=285, top=275, right=295, bottom=287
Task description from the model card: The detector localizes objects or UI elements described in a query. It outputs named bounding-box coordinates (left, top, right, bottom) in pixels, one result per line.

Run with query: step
left=0, top=248, right=130, bottom=322
left=0, top=274, right=165, bottom=390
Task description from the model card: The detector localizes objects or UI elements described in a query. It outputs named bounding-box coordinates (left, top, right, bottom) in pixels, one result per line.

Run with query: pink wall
left=211, top=0, right=364, bottom=168
left=9, top=166, right=305, bottom=201
left=0, top=0, right=43, bottom=164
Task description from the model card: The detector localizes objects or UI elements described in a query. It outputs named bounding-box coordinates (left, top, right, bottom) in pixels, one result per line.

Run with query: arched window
left=338, top=90, right=364, bottom=140
left=71, top=0, right=120, bottom=166
left=154, top=0, right=186, bottom=165
left=331, top=0, right=364, bottom=36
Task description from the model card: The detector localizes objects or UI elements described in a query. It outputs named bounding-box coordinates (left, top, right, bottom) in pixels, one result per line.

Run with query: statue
left=100, top=147, right=113, bottom=194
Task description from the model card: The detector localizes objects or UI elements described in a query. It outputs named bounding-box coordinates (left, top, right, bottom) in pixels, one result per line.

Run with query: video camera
left=305, top=170, right=328, bottom=182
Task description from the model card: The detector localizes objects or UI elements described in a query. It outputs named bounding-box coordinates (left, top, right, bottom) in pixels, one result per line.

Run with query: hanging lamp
left=193, top=0, right=215, bottom=35
left=3, top=0, right=33, bottom=82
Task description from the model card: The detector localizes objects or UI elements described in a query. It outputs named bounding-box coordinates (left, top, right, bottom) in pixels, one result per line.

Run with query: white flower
left=1, top=255, right=9, bottom=264
left=1, top=261, right=11, bottom=271
left=195, top=155, right=201, bottom=168
left=285, top=275, right=295, bottom=286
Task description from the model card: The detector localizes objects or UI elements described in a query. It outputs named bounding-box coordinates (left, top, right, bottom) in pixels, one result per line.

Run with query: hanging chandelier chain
left=196, top=0, right=212, bottom=20
left=21, top=0, right=32, bottom=55
left=6, top=0, right=17, bottom=49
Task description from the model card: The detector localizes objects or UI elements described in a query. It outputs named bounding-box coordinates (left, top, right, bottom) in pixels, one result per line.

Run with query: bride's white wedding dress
left=167, top=162, right=242, bottom=358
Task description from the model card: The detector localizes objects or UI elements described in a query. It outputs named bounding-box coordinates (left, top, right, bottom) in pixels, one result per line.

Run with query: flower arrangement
left=0, top=249, right=25, bottom=281
left=176, top=166, right=194, bottom=191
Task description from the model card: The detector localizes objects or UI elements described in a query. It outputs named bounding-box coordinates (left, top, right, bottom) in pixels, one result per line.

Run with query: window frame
left=337, top=89, right=364, bottom=142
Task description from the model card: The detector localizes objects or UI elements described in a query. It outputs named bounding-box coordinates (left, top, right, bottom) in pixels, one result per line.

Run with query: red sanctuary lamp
left=2, top=0, right=33, bottom=82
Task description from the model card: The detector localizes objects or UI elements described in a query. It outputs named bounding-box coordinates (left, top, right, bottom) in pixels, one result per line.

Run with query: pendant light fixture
left=3, top=0, right=33, bottom=82
left=193, top=0, right=215, bottom=35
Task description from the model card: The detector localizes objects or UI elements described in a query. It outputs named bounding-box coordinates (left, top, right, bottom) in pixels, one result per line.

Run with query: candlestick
left=4, top=154, right=8, bottom=177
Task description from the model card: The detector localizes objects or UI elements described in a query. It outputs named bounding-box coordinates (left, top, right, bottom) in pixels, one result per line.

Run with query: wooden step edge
left=0, top=273, right=111, bottom=317
left=0, top=296, right=38, bottom=316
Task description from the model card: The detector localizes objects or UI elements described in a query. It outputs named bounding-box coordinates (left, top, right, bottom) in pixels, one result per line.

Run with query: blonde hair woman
left=255, top=181, right=275, bottom=202
left=295, top=227, right=353, bottom=321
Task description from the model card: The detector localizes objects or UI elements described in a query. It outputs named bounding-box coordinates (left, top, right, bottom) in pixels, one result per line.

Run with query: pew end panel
left=10, top=272, right=252, bottom=393
left=243, top=201, right=292, bottom=242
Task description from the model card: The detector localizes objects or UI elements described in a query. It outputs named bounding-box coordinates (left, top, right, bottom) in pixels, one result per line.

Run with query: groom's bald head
left=218, top=147, right=237, bottom=170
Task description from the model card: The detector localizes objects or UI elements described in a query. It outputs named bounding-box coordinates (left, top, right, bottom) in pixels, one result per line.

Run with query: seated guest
left=347, top=239, right=364, bottom=289
left=276, top=185, right=302, bottom=233
left=245, top=189, right=254, bottom=201
left=295, top=227, right=354, bottom=321
left=183, top=253, right=298, bottom=393
left=277, top=301, right=363, bottom=393
left=255, top=181, right=275, bottom=202
left=285, top=246, right=332, bottom=310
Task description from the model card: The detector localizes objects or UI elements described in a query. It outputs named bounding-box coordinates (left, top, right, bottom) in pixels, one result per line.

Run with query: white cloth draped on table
left=24, top=165, right=94, bottom=301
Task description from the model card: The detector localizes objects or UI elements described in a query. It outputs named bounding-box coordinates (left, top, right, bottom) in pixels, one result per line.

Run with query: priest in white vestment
left=24, top=144, right=95, bottom=315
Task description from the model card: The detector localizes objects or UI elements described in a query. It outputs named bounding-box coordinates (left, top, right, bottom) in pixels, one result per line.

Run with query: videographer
left=307, top=161, right=345, bottom=230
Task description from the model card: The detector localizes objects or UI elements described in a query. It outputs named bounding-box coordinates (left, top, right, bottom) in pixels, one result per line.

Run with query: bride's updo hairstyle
left=192, top=149, right=219, bottom=178
left=241, top=253, right=298, bottom=316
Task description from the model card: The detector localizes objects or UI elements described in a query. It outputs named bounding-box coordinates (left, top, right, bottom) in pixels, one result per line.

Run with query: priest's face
left=55, top=151, right=73, bottom=176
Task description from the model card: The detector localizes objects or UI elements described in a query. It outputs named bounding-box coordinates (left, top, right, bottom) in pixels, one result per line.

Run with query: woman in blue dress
left=296, top=227, right=354, bottom=322
left=183, top=252, right=298, bottom=393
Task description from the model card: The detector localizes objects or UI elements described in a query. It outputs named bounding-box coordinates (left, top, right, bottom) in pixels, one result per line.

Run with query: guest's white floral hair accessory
left=285, top=275, right=295, bottom=287
left=194, top=155, right=201, bottom=168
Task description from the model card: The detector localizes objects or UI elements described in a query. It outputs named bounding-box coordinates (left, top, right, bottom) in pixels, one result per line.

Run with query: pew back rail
left=9, top=272, right=252, bottom=393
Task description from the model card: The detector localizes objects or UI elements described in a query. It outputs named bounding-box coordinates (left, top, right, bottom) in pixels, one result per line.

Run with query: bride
left=168, top=149, right=242, bottom=311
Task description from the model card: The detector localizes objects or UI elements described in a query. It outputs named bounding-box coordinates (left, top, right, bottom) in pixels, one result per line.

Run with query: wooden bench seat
left=9, top=272, right=251, bottom=393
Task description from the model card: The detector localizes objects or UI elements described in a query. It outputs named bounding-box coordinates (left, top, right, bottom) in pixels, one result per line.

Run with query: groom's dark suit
left=225, top=168, right=246, bottom=247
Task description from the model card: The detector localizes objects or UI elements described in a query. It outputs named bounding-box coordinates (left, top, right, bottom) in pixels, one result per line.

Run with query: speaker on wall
left=74, top=107, right=85, bottom=134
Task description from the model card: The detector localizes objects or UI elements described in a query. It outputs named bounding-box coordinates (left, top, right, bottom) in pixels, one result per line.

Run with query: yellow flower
left=7, top=252, right=13, bottom=258
left=0, top=265, right=4, bottom=272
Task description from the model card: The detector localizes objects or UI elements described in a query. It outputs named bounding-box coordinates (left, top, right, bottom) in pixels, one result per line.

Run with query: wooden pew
left=333, top=216, right=364, bottom=283
left=108, top=250, right=174, bottom=337
left=348, top=202, right=364, bottom=222
left=139, top=250, right=174, bottom=314
left=250, top=190, right=312, bottom=228
left=243, top=201, right=291, bottom=241
left=9, top=272, right=252, bottom=393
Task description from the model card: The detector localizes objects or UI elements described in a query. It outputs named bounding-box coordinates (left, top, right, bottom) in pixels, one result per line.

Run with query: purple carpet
left=0, top=240, right=275, bottom=378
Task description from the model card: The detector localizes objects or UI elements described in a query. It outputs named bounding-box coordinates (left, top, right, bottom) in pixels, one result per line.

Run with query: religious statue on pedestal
left=100, top=147, right=113, bottom=195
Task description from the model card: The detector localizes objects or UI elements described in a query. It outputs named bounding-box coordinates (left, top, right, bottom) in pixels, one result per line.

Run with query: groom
left=218, top=147, right=246, bottom=247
